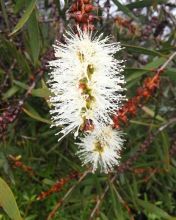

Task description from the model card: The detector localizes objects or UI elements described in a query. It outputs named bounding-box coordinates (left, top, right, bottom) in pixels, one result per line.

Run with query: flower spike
left=77, top=126, right=124, bottom=173
left=48, top=27, right=126, bottom=142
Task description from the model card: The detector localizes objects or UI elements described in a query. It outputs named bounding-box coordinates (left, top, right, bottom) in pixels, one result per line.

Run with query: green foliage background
left=0, top=0, right=176, bottom=219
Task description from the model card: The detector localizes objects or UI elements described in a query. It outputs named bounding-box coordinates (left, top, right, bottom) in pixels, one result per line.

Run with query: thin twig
left=158, top=51, right=176, bottom=72
left=0, top=49, right=54, bottom=138
left=111, top=183, right=135, bottom=220
left=46, top=169, right=91, bottom=220
left=89, top=174, right=116, bottom=220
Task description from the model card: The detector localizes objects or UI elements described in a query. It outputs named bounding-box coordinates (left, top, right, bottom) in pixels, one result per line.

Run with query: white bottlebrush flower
left=48, top=28, right=126, bottom=141
left=77, top=126, right=124, bottom=173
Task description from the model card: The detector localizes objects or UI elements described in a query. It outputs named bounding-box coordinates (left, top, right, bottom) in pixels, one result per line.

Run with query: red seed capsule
left=77, top=0, right=90, bottom=4
left=84, top=4, right=95, bottom=13
left=88, top=24, right=95, bottom=31
left=83, top=0, right=90, bottom=3
left=88, top=14, right=96, bottom=22
left=71, top=11, right=83, bottom=22
left=80, top=13, right=89, bottom=23
left=70, top=3, right=78, bottom=12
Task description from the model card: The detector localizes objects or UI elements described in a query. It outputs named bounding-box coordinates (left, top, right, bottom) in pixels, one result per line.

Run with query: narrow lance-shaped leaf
left=10, top=0, right=36, bottom=35
left=22, top=107, right=51, bottom=124
left=122, top=44, right=165, bottom=57
left=0, top=0, right=10, bottom=30
left=27, top=9, right=41, bottom=65
left=112, top=0, right=137, bottom=20
left=137, top=199, right=176, bottom=220
left=126, top=0, right=166, bottom=9
left=0, top=177, right=23, bottom=220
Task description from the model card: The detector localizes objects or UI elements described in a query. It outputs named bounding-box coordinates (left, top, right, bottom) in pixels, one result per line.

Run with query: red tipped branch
left=113, top=70, right=161, bottom=128
left=37, top=172, right=80, bottom=201
left=113, top=51, right=176, bottom=128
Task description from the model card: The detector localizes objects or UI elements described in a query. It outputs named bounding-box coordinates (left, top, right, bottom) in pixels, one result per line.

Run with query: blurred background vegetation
left=0, top=0, right=176, bottom=219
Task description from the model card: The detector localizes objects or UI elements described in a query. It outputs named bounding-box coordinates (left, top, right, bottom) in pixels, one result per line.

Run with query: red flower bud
left=83, top=0, right=90, bottom=3
left=88, top=14, right=95, bottom=22
left=70, top=3, right=78, bottom=12
left=84, top=4, right=96, bottom=13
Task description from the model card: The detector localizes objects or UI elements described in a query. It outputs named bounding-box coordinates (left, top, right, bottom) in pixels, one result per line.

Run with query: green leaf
left=122, top=44, right=165, bottom=57
left=126, top=0, right=166, bottom=9
left=137, top=198, right=176, bottom=220
left=3, top=86, right=19, bottom=99
left=14, top=0, right=26, bottom=13
left=0, top=153, right=15, bottom=185
left=0, top=177, right=23, bottom=220
left=31, top=88, right=51, bottom=98
left=0, top=38, right=31, bottom=74
left=112, top=0, right=137, bottom=20
left=0, top=0, right=10, bottom=30
left=130, top=119, right=158, bottom=127
left=165, top=68, right=176, bottom=82
left=100, top=212, right=109, bottom=220
left=13, top=80, right=28, bottom=90
left=27, top=9, right=41, bottom=65
left=23, top=107, right=51, bottom=124
left=109, top=182, right=119, bottom=218
left=161, top=132, right=170, bottom=170
left=13, top=80, right=51, bottom=97
left=142, top=106, right=166, bottom=122
left=10, top=0, right=36, bottom=35
left=0, top=68, right=5, bottom=76
left=126, top=57, right=166, bottom=83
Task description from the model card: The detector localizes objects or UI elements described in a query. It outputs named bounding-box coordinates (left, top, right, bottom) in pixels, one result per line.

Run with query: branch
left=113, top=51, right=176, bottom=128
left=158, top=51, right=176, bottom=71
left=37, top=172, right=80, bottom=201
left=0, top=49, right=54, bottom=139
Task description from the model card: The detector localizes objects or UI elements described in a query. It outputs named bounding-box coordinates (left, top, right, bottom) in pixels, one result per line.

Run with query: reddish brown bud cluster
left=9, top=155, right=34, bottom=176
left=69, top=0, right=98, bottom=31
left=115, top=16, right=140, bottom=36
left=0, top=104, right=23, bottom=139
left=141, top=16, right=168, bottom=40
left=113, top=71, right=161, bottom=128
left=37, top=172, right=80, bottom=200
